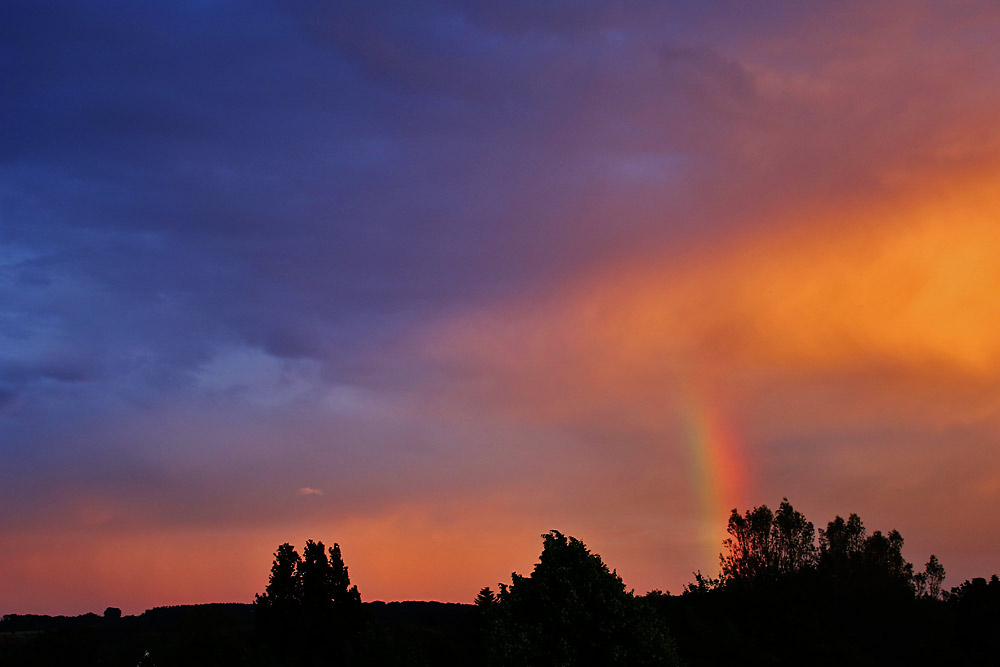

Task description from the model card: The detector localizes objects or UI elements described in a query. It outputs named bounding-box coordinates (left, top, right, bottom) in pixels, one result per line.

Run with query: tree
left=254, top=542, right=302, bottom=642
left=818, top=513, right=866, bottom=570
left=327, top=543, right=362, bottom=612
left=682, top=571, right=719, bottom=595
left=253, top=539, right=362, bottom=659
left=299, top=540, right=338, bottom=619
left=949, top=574, right=1000, bottom=605
left=720, top=498, right=815, bottom=584
left=800, top=510, right=922, bottom=602
left=772, top=498, right=817, bottom=574
left=475, top=586, right=497, bottom=608
left=324, top=542, right=363, bottom=649
left=721, top=504, right=775, bottom=582
left=484, top=530, right=679, bottom=666
left=914, top=554, right=946, bottom=599
left=863, top=529, right=911, bottom=581
left=720, top=500, right=931, bottom=604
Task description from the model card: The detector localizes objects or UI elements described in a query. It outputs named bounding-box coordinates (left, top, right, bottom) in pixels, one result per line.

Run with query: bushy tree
left=721, top=504, right=775, bottom=582
left=773, top=498, right=817, bottom=573
left=483, top=530, right=679, bottom=666
left=720, top=498, right=815, bottom=584
left=949, top=574, right=1000, bottom=605
left=816, top=514, right=916, bottom=597
left=818, top=513, right=866, bottom=569
left=717, top=499, right=941, bottom=611
left=863, top=529, right=912, bottom=582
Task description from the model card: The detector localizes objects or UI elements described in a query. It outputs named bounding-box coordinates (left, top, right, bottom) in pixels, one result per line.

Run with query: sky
left=3, top=0, right=1000, bottom=615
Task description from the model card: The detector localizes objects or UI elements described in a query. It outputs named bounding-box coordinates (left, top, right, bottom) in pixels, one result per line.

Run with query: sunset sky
left=4, top=1, right=1000, bottom=615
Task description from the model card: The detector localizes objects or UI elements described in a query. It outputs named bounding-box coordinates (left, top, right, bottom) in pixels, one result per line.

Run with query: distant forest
left=3, top=499, right=999, bottom=666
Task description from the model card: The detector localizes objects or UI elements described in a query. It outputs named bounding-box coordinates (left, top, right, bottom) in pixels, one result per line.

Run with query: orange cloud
left=405, top=168, right=1000, bottom=592
left=423, top=171, right=1000, bottom=419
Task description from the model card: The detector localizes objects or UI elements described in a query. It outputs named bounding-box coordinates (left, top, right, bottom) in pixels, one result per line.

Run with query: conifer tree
left=253, top=539, right=362, bottom=658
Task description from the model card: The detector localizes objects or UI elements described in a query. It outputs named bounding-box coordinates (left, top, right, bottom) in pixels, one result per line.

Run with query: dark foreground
left=3, top=585, right=1000, bottom=667
left=0, top=601, right=477, bottom=667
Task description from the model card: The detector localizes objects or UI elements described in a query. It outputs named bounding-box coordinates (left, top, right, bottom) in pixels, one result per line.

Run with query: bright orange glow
left=414, top=169, right=1000, bottom=581
left=426, top=172, right=1000, bottom=402
left=0, top=502, right=547, bottom=616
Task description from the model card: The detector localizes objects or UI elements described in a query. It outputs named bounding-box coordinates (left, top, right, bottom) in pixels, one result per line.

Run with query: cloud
left=298, top=487, right=324, bottom=496
left=194, top=345, right=327, bottom=408
left=422, top=169, right=1000, bottom=416
left=407, top=168, right=1000, bottom=585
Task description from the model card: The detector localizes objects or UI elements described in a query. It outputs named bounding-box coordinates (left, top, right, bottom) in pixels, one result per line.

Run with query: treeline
left=650, top=500, right=1000, bottom=666
left=0, top=601, right=477, bottom=667
left=3, top=499, right=999, bottom=666
left=469, top=500, right=998, bottom=666
left=0, top=603, right=257, bottom=666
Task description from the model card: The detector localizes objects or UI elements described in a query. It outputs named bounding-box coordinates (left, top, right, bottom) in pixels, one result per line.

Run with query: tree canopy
left=720, top=498, right=817, bottom=583
left=716, top=498, right=944, bottom=602
left=479, top=530, right=680, bottom=667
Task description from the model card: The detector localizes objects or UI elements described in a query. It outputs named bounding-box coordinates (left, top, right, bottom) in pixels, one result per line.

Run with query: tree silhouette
left=484, top=530, right=679, bottom=666
left=818, top=513, right=866, bottom=570
left=323, top=542, right=363, bottom=654
left=328, top=543, right=362, bottom=614
left=819, top=514, right=908, bottom=593
left=720, top=498, right=815, bottom=584
left=720, top=503, right=775, bottom=582
left=474, top=586, right=497, bottom=608
left=254, top=542, right=302, bottom=644
left=773, top=497, right=817, bottom=573
left=667, top=501, right=958, bottom=665
left=821, top=514, right=911, bottom=578
left=949, top=573, right=1000, bottom=605
left=253, top=539, right=362, bottom=662
left=913, top=554, right=945, bottom=599
left=862, top=528, right=912, bottom=582
left=817, top=514, right=917, bottom=600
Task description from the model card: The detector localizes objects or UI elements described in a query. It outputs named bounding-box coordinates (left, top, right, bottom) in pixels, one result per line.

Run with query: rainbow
left=681, top=388, right=748, bottom=571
